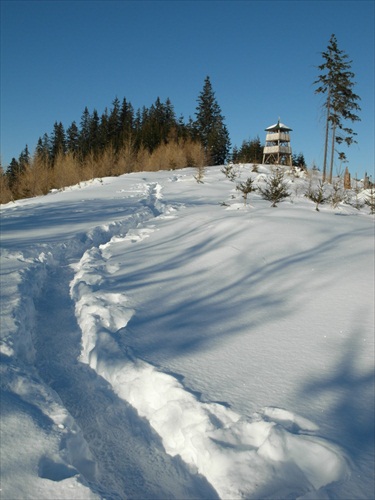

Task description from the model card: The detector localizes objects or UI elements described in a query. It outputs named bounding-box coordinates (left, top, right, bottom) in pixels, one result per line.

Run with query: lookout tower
left=262, top=120, right=292, bottom=167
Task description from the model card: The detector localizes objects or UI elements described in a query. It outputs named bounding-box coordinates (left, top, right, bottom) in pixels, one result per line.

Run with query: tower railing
left=263, top=146, right=292, bottom=154
left=265, top=132, right=290, bottom=142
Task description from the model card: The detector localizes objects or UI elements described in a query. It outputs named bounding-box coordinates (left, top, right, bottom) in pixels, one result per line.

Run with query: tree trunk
left=328, top=121, right=337, bottom=183
left=322, top=94, right=331, bottom=183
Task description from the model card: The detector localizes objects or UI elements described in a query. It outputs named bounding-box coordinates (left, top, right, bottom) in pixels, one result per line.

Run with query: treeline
left=232, top=136, right=306, bottom=169
left=1, top=97, right=206, bottom=203
left=1, top=76, right=307, bottom=204
left=1, top=77, right=230, bottom=204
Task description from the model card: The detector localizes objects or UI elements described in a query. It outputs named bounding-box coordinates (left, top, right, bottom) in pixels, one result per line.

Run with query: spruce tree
left=79, top=107, right=91, bottom=158
left=51, top=122, right=66, bottom=162
left=120, top=98, right=135, bottom=144
left=259, top=168, right=290, bottom=207
left=7, top=157, right=21, bottom=188
left=99, top=108, right=109, bottom=151
left=36, top=133, right=51, bottom=164
left=89, top=109, right=100, bottom=154
left=66, top=121, right=79, bottom=156
left=18, top=145, right=30, bottom=169
left=235, top=136, right=263, bottom=164
left=108, top=97, right=121, bottom=151
left=194, top=76, right=230, bottom=165
left=236, top=177, right=256, bottom=206
left=314, top=34, right=361, bottom=182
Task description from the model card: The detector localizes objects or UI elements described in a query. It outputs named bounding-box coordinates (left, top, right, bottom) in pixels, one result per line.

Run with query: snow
left=1, top=164, right=374, bottom=499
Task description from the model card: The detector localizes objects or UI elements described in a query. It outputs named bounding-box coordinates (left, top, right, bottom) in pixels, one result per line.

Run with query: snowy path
left=32, top=265, right=217, bottom=499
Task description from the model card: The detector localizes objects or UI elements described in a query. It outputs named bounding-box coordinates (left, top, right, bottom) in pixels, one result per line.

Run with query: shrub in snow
left=364, top=187, right=375, bottom=214
left=259, top=167, right=290, bottom=207
left=306, top=180, right=328, bottom=211
left=236, top=177, right=256, bottom=206
left=221, top=164, right=238, bottom=182
left=329, top=178, right=347, bottom=208
left=346, top=177, right=365, bottom=210
left=194, top=164, right=205, bottom=183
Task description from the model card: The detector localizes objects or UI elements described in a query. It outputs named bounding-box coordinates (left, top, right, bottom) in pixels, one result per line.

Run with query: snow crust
left=1, top=165, right=374, bottom=499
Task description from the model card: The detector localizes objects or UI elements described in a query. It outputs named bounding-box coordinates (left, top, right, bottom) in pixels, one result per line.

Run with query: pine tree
left=66, top=121, right=79, bottom=156
left=235, top=136, right=263, bottom=164
left=108, top=97, right=121, bottom=151
left=259, top=168, right=290, bottom=207
left=89, top=109, right=100, bottom=154
left=292, top=153, right=306, bottom=169
left=99, top=108, right=109, bottom=151
left=7, top=157, right=21, bottom=188
left=18, top=145, right=30, bottom=169
left=51, top=122, right=66, bottom=162
left=306, top=180, right=328, bottom=211
left=314, top=34, right=361, bottom=183
left=236, top=177, right=256, bottom=206
left=36, top=133, right=51, bottom=164
left=79, top=107, right=91, bottom=158
left=120, top=98, right=135, bottom=144
left=194, top=76, right=230, bottom=165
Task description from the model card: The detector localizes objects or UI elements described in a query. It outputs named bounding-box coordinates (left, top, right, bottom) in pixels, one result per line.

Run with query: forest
left=0, top=77, right=306, bottom=204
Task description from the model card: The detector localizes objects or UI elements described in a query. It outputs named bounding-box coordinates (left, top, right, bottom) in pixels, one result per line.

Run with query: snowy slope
left=1, top=165, right=374, bottom=499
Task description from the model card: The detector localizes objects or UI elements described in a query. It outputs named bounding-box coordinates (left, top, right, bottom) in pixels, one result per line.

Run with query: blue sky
left=1, top=0, right=374, bottom=179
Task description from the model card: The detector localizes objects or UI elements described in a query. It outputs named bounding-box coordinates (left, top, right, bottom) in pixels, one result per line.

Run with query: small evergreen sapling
left=306, top=180, right=328, bottom=211
left=221, top=164, right=238, bottom=182
left=236, top=177, right=256, bottom=206
left=259, top=168, right=290, bottom=207
left=329, top=178, right=347, bottom=208
left=194, top=164, right=205, bottom=183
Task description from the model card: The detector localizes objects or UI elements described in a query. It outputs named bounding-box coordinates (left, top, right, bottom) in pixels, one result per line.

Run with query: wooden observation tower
left=262, top=120, right=292, bottom=167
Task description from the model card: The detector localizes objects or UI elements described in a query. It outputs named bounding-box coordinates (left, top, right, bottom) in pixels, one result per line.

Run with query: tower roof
left=265, top=119, right=292, bottom=132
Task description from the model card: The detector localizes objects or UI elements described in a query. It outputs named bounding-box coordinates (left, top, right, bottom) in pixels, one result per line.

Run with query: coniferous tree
left=231, top=145, right=239, bottom=163
left=314, top=34, right=361, bottom=182
left=79, top=107, right=91, bottom=158
left=51, top=122, right=66, bottom=163
left=120, top=98, right=135, bottom=144
left=66, top=121, right=80, bottom=156
left=108, top=97, right=121, bottom=151
left=99, top=108, right=109, bottom=151
left=292, top=153, right=307, bottom=169
left=259, top=168, right=290, bottom=207
left=18, top=145, right=30, bottom=169
left=7, top=157, right=21, bottom=188
left=194, top=76, right=230, bottom=165
left=306, top=180, right=328, bottom=211
left=235, top=136, right=263, bottom=164
left=89, top=109, right=100, bottom=154
left=236, top=177, right=256, bottom=206
left=134, top=108, right=143, bottom=150
left=36, top=133, right=51, bottom=164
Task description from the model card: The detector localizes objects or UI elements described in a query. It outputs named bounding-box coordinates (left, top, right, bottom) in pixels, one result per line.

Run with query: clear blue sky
left=1, top=0, right=374, bottom=179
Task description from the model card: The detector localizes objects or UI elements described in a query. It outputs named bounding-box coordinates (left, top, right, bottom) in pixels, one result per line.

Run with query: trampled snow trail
left=69, top=180, right=350, bottom=499
left=32, top=264, right=218, bottom=500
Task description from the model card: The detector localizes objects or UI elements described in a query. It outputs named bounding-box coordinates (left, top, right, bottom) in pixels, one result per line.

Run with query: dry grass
left=1, top=139, right=208, bottom=204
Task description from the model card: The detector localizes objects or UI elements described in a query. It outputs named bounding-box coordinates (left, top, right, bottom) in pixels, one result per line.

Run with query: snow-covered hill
left=1, top=165, right=374, bottom=499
